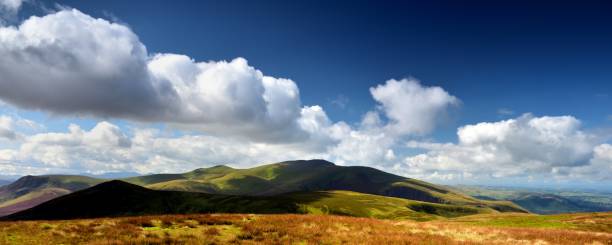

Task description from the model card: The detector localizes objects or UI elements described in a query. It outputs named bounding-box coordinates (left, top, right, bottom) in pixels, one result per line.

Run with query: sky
left=0, top=0, right=610, bottom=190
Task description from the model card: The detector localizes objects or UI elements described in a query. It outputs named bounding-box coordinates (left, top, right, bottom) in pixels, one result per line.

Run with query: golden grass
left=0, top=213, right=610, bottom=245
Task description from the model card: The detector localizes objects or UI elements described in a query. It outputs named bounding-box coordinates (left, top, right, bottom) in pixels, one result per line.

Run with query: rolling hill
left=126, top=160, right=525, bottom=212
left=4, top=180, right=508, bottom=221
left=0, top=160, right=526, bottom=216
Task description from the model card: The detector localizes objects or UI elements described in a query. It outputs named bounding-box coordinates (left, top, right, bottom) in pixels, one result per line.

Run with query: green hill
left=128, top=160, right=525, bottom=213
left=4, top=180, right=507, bottom=221
left=0, top=160, right=526, bottom=216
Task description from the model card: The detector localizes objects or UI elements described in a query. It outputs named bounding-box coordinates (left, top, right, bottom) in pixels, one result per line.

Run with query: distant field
left=1, top=212, right=610, bottom=244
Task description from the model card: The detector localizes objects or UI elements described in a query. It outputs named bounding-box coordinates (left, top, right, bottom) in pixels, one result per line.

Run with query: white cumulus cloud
left=405, top=114, right=606, bottom=180
left=148, top=54, right=306, bottom=141
left=370, top=78, right=459, bottom=136
left=19, top=122, right=131, bottom=168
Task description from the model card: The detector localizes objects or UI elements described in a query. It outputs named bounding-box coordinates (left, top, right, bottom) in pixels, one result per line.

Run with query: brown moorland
left=0, top=212, right=611, bottom=245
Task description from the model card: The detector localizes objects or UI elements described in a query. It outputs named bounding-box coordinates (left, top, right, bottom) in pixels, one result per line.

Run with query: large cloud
left=18, top=122, right=131, bottom=168
left=370, top=79, right=459, bottom=136
left=0, top=9, right=314, bottom=142
left=404, top=114, right=606, bottom=180
left=148, top=54, right=305, bottom=141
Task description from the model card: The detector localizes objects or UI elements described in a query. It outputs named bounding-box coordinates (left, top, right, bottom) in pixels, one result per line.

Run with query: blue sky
left=0, top=0, right=610, bottom=189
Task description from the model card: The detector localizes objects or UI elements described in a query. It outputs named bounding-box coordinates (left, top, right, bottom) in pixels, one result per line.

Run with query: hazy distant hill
left=4, top=180, right=511, bottom=221
left=0, top=180, right=10, bottom=187
left=453, top=185, right=612, bottom=214
left=0, top=175, right=104, bottom=216
left=0, top=160, right=525, bottom=216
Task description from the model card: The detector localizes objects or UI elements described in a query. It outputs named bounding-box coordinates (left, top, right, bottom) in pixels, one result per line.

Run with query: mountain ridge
left=4, top=180, right=513, bottom=221
left=0, top=159, right=526, bottom=216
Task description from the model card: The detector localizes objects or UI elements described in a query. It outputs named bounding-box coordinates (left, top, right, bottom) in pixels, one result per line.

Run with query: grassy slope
left=5, top=180, right=510, bottom=221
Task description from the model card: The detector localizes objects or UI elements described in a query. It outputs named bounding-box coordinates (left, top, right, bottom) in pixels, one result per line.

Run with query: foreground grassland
left=1, top=213, right=611, bottom=245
